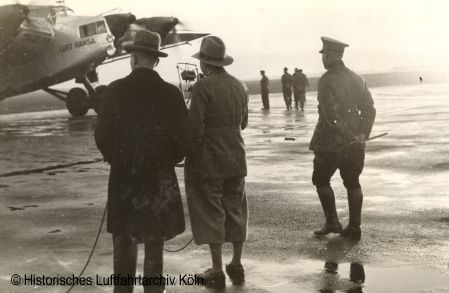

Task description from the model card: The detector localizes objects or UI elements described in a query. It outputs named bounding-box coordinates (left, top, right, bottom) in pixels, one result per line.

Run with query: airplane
left=0, top=3, right=208, bottom=116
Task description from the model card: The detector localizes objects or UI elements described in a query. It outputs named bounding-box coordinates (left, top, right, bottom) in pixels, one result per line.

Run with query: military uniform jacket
left=281, top=73, right=293, bottom=89
left=186, top=68, right=248, bottom=179
left=260, top=75, right=269, bottom=90
left=95, top=68, right=188, bottom=240
left=309, top=61, right=376, bottom=152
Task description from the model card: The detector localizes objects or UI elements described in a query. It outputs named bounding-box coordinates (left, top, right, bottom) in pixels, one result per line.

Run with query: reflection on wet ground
left=0, top=110, right=97, bottom=137
left=1, top=83, right=449, bottom=292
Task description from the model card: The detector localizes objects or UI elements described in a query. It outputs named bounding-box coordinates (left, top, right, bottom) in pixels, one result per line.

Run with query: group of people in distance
left=260, top=67, right=310, bottom=111
left=95, top=30, right=375, bottom=293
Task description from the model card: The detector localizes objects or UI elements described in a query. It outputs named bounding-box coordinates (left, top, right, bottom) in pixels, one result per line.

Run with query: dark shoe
left=314, top=222, right=343, bottom=236
left=341, top=225, right=361, bottom=242
left=196, top=269, right=225, bottom=289
left=225, top=264, right=245, bottom=285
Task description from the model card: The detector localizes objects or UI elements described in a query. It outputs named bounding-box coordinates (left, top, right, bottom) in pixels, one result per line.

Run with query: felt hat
left=192, top=36, right=233, bottom=66
left=123, top=29, right=168, bottom=57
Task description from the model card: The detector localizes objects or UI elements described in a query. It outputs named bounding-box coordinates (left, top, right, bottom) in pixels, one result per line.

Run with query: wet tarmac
left=1, top=83, right=449, bottom=292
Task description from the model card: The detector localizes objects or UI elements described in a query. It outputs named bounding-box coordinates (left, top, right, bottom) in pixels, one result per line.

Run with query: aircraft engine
left=104, top=13, right=136, bottom=47
left=105, top=15, right=181, bottom=47
left=0, top=4, right=30, bottom=49
left=135, top=17, right=179, bottom=39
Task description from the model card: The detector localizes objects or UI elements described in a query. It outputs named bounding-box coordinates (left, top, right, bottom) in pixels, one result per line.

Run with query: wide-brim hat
left=319, top=36, right=349, bottom=54
left=123, top=29, right=168, bottom=58
left=192, top=36, right=233, bottom=66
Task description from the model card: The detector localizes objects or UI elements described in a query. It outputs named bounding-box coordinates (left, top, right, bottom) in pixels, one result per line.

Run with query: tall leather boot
left=341, top=188, right=363, bottom=242
left=314, top=186, right=343, bottom=235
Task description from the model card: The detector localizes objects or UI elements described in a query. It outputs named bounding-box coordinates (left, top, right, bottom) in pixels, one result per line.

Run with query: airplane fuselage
left=0, top=12, right=115, bottom=101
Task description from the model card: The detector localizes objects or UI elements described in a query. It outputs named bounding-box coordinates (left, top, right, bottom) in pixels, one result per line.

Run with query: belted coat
left=309, top=61, right=376, bottom=152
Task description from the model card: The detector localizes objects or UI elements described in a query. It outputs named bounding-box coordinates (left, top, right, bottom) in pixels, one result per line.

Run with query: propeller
left=105, top=15, right=182, bottom=47
left=104, top=13, right=136, bottom=47
left=135, top=17, right=179, bottom=39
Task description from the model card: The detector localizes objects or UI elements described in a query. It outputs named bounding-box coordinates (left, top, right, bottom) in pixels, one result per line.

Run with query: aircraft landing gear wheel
left=66, top=87, right=89, bottom=117
left=92, top=85, right=107, bottom=114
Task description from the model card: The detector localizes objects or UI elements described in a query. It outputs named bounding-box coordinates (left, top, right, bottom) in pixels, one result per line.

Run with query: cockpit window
left=79, top=21, right=107, bottom=38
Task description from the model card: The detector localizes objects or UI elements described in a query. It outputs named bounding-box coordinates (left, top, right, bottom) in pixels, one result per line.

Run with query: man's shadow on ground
left=318, top=236, right=365, bottom=293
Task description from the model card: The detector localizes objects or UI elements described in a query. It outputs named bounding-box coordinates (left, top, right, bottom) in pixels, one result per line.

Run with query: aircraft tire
left=66, top=87, right=89, bottom=117
left=92, top=85, right=107, bottom=114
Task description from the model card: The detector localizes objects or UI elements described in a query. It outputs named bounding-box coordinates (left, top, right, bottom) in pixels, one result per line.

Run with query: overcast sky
left=2, top=0, right=449, bottom=83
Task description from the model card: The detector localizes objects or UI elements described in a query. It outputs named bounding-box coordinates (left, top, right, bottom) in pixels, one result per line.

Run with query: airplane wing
left=161, top=31, right=210, bottom=49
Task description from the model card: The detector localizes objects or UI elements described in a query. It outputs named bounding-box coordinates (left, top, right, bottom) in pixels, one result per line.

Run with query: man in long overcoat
left=95, top=30, right=188, bottom=293
left=310, top=37, right=376, bottom=242
left=185, top=35, right=249, bottom=289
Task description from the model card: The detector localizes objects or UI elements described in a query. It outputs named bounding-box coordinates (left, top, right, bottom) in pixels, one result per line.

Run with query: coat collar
left=327, top=60, right=345, bottom=70
left=129, top=67, right=164, bottom=86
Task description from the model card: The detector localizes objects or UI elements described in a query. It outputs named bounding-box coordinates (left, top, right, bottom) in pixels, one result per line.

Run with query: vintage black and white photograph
left=1, top=0, right=448, bottom=292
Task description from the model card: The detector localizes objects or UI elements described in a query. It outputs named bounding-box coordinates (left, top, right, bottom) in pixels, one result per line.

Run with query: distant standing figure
left=419, top=76, right=423, bottom=83
left=260, top=70, right=270, bottom=109
left=293, top=68, right=309, bottom=111
left=281, top=67, right=293, bottom=110
left=310, top=37, right=376, bottom=242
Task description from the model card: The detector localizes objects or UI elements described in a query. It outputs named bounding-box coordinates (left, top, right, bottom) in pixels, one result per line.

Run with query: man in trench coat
left=95, top=30, right=188, bottom=293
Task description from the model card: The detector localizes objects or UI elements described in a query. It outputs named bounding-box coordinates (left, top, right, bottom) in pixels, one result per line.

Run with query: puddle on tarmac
left=242, top=257, right=449, bottom=293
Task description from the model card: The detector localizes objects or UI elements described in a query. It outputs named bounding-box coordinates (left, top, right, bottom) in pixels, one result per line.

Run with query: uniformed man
left=186, top=36, right=249, bottom=289
left=95, top=30, right=188, bottom=293
left=260, top=70, right=270, bottom=110
left=281, top=67, right=293, bottom=110
left=293, top=68, right=309, bottom=111
left=310, top=37, right=376, bottom=242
